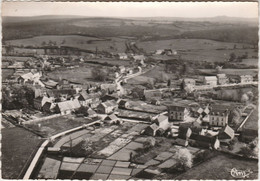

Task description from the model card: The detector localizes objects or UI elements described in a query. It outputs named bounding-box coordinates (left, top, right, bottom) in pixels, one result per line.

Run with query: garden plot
left=98, top=135, right=134, bottom=157
left=37, top=157, right=61, bottom=179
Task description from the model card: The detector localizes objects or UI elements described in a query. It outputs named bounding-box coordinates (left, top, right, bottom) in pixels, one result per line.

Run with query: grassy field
left=47, top=65, right=93, bottom=83
left=6, top=35, right=127, bottom=53
left=2, top=127, right=43, bottom=179
left=240, top=58, right=258, bottom=66
left=198, top=68, right=258, bottom=76
left=175, top=154, right=258, bottom=180
left=24, top=115, right=94, bottom=137
left=243, top=108, right=258, bottom=130
left=181, top=49, right=257, bottom=62
left=138, top=39, right=253, bottom=52
left=2, top=68, right=15, bottom=80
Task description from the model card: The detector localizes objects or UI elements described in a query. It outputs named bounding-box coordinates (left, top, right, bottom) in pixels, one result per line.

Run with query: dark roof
left=178, top=125, right=191, bottom=139
left=42, top=102, right=52, bottom=109
left=175, top=138, right=187, bottom=146
left=219, top=125, right=234, bottom=139
left=79, top=92, right=91, bottom=100
left=209, top=109, right=229, bottom=116
left=168, top=105, right=187, bottom=112
left=101, top=94, right=118, bottom=102
left=118, top=100, right=128, bottom=106
left=47, top=89, right=77, bottom=98
left=104, top=114, right=117, bottom=120
left=189, top=133, right=216, bottom=144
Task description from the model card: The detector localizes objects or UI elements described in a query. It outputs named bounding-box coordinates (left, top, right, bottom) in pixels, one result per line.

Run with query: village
left=2, top=40, right=258, bottom=179
left=1, top=3, right=259, bottom=178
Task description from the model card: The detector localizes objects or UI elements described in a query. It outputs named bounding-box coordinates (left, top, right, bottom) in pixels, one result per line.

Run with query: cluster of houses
left=142, top=104, right=237, bottom=150
left=182, top=74, right=254, bottom=93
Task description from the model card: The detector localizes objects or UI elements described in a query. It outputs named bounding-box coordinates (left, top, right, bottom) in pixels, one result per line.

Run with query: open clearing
left=24, top=115, right=94, bottom=137
left=198, top=68, right=258, bottom=76
left=138, top=39, right=253, bottom=52
left=6, top=35, right=127, bottom=53
left=2, top=127, right=42, bottom=179
left=175, top=154, right=258, bottom=180
left=47, top=65, right=93, bottom=84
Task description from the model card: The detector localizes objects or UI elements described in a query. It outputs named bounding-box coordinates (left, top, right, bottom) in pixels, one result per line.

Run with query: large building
left=168, top=105, right=189, bottom=122
left=203, top=76, right=217, bottom=87
left=239, top=75, right=253, bottom=84
left=217, top=74, right=227, bottom=85
left=209, top=108, right=229, bottom=127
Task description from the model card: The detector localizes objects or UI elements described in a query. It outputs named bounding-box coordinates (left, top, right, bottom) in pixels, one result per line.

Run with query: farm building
left=175, top=138, right=188, bottom=147
left=182, top=78, right=196, bottom=89
left=117, top=53, right=128, bottom=60
left=151, top=99, right=160, bottom=106
left=55, top=99, right=81, bottom=115
left=78, top=92, right=92, bottom=107
left=168, top=105, right=190, bottom=122
left=153, top=115, right=169, bottom=131
left=118, top=100, right=130, bottom=109
left=42, top=80, right=59, bottom=89
left=203, top=76, right=217, bottom=87
left=118, top=66, right=126, bottom=73
left=155, top=49, right=164, bottom=55
left=217, top=74, right=228, bottom=85
left=42, top=102, right=56, bottom=113
left=104, top=114, right=120, bottom=124
left=143, top=123, right=159, bottom=136
left=189, top=134, right=220, bottom=150
left=239, top=75, right=253, bottom=84
left=34, top=96, right=54, bottom=110
left=96, top=100, right=118, bottom=114
left=178, top=126, right=192, bottom=140
left=218, top=125, right=235, bottom=141
left=100, top=84, right=117, bottom=94
left=87, top=108, right=97, bottom=118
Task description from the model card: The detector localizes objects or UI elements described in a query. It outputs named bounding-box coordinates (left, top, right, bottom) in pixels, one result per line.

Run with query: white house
left=203, top=76, right=217, bottom=87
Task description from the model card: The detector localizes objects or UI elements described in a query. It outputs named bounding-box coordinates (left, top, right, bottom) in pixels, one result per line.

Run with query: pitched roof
left=156, top=115, right=168, bottom=123
left=168, top=105, right=187, bottom=112
left=79, top=92, right=91, bottom=100
left=87, top=108, right=96, bottom=116
left=118, top=53, right=127, bottom=57
left=100, top=100, right=117, bottom=109
left=149, top=123, right=159, bottom=131
left=219, top=125, right=234, bottom=139
left=175, top=138, right=188, bottom=146
left=217, top=74, right=226, bottom=78
left=21, top=72, right=34, bottom=80
left=118, top=100, right=128, bottom=106
left=57, top=99, right=81, bottom=112
left=189, top=133, right=216, bottom=144
left=209, top=109, right=229, bottom=116
left=104, top=114, right=118, bottom=121
left=204, top=76, right=217, bottom=81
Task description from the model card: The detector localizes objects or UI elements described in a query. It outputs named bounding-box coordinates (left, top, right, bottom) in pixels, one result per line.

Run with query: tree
left=229, top=52, right=236, bottom=62
left=241, top=93, right=249, bottom=103
left=175, top=148, right=193, bottom=171
left=167, top=79, right=171, bottom=87
left=91, top=68, right=108, bottom=82
left=238, top=138, right=258, bottom=158
left=41, top=41, right=46, bottom=46
left=229, top=108, right=242, bottom=125
left=246, top=91, right=254, bottom=102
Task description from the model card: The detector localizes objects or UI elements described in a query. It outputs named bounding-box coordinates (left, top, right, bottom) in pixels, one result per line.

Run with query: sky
left=2, top=2, right=258, bottom=18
